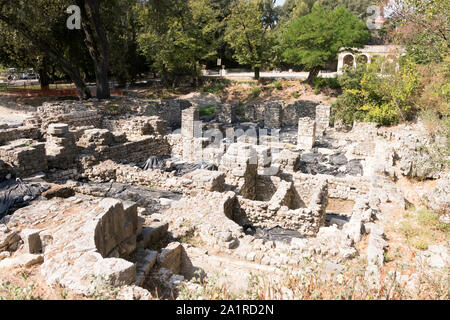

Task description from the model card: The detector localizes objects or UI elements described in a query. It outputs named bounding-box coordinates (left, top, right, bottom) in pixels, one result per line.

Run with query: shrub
left=313, top=77, right=341, bottom=94
left=333, top=57, right=421, bottom=126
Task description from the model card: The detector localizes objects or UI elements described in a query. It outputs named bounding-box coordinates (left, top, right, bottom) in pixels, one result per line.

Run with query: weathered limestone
left=423, top=173, right=449, bottom=214
left=0, top=139, right=47, bottom=177
left=3, top=197, right=141, bottom=295
left=20, top=229, right=42, bottom=254
left=134, top=249, right=158, bottom=286
left=0, top=125, right=41, bottom=146
left=217, top=103, right=237, bottom=124
left=315, top=105, right=331, bottom=135
left=181, top=107, right=200, bottom=139
left=158, top=242, right=183, bottom=274
left=103, top=116, right=166, bottom=138
left=93, top=257, right=136, bottom=287
left=77, top=128, right=169, bottom=164
left=364, top=223, right=388, bottom=288
left=235, top=180, right=327, bottom=237
left=46, top=123, right=77, bottom=169
left=0, top=224, right=21, bottom=252
left=293, top=172, right=371, bottom=203
left=0, top=253, right=44, bottom=270
left=297, top=118, right=316, bottom=151
left=164, top=191, right=242, bottom=249
left=38, top=102, right=102, bottom=131
left=181, top=107, right=203, bottom=162
left=138, top=222, right=169, bottom=249
left=219, top=143, right=258, bottom=199
left=182, top=169, right=225, bottom=192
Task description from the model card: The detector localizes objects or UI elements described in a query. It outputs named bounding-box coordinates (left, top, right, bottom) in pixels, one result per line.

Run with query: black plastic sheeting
left=245, top=226, right=304, bottom=243
left=300, top=152, right=363, bottom=177
left=168, top=161, right=217, bottom=176
left=142, top=156, right=217, bottom=177
left=0, top=179, right=50, bottom=219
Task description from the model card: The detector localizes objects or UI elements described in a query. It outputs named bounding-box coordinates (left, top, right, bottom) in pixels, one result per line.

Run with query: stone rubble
left=0, top=97, right=446, bottom=298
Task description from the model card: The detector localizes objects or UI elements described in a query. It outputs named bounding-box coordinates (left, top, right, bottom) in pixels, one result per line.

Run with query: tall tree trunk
left=78, top=0, right=111, bottom=99
left=307, top=66, right=321, bottom=84
left=38, top=56, right=50, bottom=90
left=0, top=13, right=92, bottom=99
left=254, top=67, right=260, bottom=80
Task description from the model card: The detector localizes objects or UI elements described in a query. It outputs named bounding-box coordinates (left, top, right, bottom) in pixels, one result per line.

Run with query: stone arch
left=343, top=54, right=355, bottom=67
left=357, top=54, right=369, bottom=64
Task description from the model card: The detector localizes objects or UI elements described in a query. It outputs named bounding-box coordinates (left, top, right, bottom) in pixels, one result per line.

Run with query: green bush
left=333, top=57, right=421, bottom=126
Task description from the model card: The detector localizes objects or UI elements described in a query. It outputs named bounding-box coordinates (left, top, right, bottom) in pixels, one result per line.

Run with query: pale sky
left=275, top=0, right=286, bottom=6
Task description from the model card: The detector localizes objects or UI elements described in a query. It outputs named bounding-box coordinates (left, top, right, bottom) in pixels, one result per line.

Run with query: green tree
left=0, top=0, right=93, bottom=98
left=388, top=0, right=449, bottom=64
left=281, top=4, right=370, bottom=83
left=318, top=0, right=374, bottom=19
left=224, top=0, right=276, bottom=80
left=137, top=0, right=217, bottom=86
left=0, top=0, right=133, bottom=99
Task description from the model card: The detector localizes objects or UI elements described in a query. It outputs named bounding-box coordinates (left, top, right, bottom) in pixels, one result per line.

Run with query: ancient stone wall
left=281, top=101, right=318, bottom=126
left=77, top=129, right=169, bottom=164
left=0, top=139, right=47, bottom=177
left=0, top=125, right=41, bottom=146
left=235, top=180, right=327, bottom=237
left=103, top=116, right=166, bottom=138
left=216, top=103, right=237, bottom=124
left=38, top=103, right=102, bottom=131
left=264, top=101, right=283, bottom=129
left=293, top=172, right=371, bottom=203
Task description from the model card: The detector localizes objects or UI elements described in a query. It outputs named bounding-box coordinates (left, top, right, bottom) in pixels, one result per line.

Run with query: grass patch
left=0, top=273, right=41, bottom=300
left=273, top=80, right=283, bottom=90
left=199, top=105, right=217, bottom=117
left=200, top=79, right=230, bottom=94
left=399, top=207, right=448, bottom=251
left=251, top=86, right=261, bottom=98
left=105, top=104, right=119, bottom=112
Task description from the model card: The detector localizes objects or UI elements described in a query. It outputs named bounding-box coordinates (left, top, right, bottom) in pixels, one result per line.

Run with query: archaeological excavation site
left=0, top=92, right=447, bottom=300
left=0, top=0, right=448, bottom=303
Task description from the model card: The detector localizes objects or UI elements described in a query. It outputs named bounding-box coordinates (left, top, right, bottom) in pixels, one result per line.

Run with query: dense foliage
left=281, top=4, right=370, bottom=83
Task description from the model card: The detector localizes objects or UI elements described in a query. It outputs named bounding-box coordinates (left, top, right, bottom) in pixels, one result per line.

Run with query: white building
left=337, top=45, right=405, bottom=75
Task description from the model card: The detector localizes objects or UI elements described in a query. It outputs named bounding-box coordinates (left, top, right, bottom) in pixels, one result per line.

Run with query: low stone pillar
left=181, top=107, right=202, bottom=162
left=181, top=107, right=200, bottom=139
left=298, top=118, right=316, bottom=151
left=315, top=105, right=331, bottom=135
left=46, top=123, right=77, bottom=169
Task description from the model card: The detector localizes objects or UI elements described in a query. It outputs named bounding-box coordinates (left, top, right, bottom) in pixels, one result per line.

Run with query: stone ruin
left=0, top=95, right=444, bottom=299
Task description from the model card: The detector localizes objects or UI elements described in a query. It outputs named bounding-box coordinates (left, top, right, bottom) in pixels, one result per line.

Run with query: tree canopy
left=224, top=0, right=277, bottom=80
left=281, top=4, right=370, bottom=82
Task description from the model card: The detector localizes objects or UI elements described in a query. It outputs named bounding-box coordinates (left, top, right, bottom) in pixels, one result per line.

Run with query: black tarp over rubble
left=0, top=179, right=50, bottom=219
